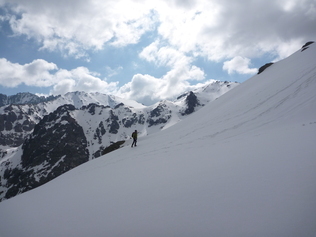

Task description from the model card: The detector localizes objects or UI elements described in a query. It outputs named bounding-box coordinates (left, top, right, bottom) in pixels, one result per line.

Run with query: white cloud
left=223, top=56, right=257, bottom=75
left=52, top=79, right=76, bottom=96
left=2, top=0, right=315, bottom=62
left=140, top=40, right=193, bottom=68
left=5, top=0, right=156, bottom=57
left=0, top=58, right=57, bottom=87
left=0, top=58, right=118, bottom=95
left=50, top=67, right=119, bottom=95
left=117, top=63, right=205, bottom=105
left=154, top=0, right=315, bottom=62
left=134, top=40, right=206, bottom=104
left=118, top=74, right=163, bottom=105
left=1, top=0, right=315, bottom=67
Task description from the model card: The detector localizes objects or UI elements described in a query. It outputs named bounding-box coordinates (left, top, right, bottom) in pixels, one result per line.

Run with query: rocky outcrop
left=258, top=63, right=274, bottom=74
left=106, top=110, right=120, bottom=134
left=101, top=140, right=125, bottom=156
left=301, top=41, right=314, bottom=52
left=147, top=103, right=171, bottom=127
left=0, top=104, right=41, bottom=147
left=181, top=91, right=200, bottom=115
left=3, top=104, right=89, bottom=200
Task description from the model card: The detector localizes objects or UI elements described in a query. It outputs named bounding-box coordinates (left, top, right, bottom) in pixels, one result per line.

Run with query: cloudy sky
left=0, top=0, right=315, bottom=105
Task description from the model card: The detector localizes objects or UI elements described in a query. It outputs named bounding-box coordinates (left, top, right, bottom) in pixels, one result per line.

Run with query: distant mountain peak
left=0, top=92, right=57, bottom=107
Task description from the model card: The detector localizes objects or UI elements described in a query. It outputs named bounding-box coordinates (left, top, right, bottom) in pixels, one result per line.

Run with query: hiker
left=131, top=130, right=138, bottom=147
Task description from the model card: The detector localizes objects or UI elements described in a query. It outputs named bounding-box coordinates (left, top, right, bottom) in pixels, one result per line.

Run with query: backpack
left=132, top=132, right=137, bottom=139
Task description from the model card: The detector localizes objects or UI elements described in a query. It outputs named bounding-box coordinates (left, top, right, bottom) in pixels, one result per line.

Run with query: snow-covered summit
left=0, top=92, right=57, bottom=107
left=61, top=91, right=146, bottom=109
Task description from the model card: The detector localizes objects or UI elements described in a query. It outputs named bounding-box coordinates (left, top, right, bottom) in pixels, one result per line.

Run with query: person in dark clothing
left=131, top=130, right=138, bottom=147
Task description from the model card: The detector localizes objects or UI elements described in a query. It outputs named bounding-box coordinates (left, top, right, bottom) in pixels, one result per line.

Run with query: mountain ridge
left=0, top=80, right=238, bottom=201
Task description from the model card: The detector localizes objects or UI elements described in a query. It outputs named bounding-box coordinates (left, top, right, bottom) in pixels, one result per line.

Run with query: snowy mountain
left=0, top=80, right=238, bottom=201
left=0, top=42, right=315, bottom=236
left=0, top=92, right=57, bottom=107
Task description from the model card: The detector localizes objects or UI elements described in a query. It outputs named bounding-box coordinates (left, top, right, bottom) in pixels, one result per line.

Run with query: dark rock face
left=94, top=121, right=106, bottom=144
left=147, top=104, right=171, bottom=127
left=22, top=104, right=88, bottom=167
left=0, top=94, right=7, bottom=107
left=106, top=110, right=120, bottom=134
left=3, top=104, right=89, bottom=200
left=181, top=91, right=200, bottom=115
left=138, top=114, right=145, bottom=124
left=0, top=105, right=39, bottom=147
left=122, top=113, right=138, bottom=128
left=114, top=103, right=124, bottom=109
left=87, top=103, right=97, bottom=115
left=101, top=140, right=125, bottom=155
left=258, top=63, right=274, bottom=74
left=302, top=41, right=314, bottom=48
left=301, top=41, right=314, bottom=52
left=150, top=104, right=165, bottom=117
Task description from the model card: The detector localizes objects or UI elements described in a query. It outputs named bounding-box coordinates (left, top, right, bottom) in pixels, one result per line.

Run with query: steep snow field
left=0, top=44, right=315, bottom=237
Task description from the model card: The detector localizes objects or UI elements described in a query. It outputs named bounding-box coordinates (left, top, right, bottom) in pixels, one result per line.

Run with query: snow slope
left=0, top=44, right=315, bottom=237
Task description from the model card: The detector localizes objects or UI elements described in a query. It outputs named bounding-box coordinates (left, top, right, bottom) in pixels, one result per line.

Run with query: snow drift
left=0, top=43, right=315, bottom=237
